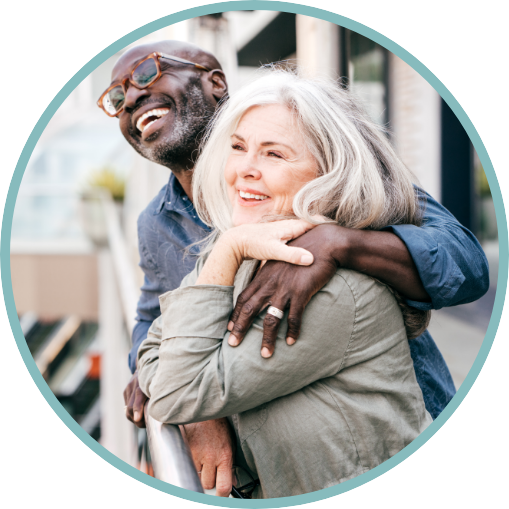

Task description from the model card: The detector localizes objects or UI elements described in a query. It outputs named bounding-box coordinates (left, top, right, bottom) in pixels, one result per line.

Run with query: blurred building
left=10, top=10, right=498, bottom=466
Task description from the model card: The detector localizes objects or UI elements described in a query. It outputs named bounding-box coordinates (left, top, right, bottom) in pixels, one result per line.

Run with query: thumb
left=269, top=242, right=314, bottom=265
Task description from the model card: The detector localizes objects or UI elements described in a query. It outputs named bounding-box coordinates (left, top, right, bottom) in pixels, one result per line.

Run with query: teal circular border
left=2, top=2, right=507, bottom=507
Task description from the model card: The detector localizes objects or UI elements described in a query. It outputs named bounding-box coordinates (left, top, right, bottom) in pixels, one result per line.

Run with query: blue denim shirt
left=130, top=174, right=489, bottom=419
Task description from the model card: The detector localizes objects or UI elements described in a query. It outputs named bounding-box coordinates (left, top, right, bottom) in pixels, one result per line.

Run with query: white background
left=1, top=0, right=507, bottom=507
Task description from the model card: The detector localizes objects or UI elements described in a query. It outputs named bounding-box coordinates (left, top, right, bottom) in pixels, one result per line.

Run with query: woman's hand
left=224, top=219, right=317, bottom=265
left=196, top=219, right=318, bottom=287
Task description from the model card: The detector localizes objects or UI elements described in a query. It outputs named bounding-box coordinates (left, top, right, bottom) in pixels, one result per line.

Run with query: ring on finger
left=267, top=306, right=284, bottom=319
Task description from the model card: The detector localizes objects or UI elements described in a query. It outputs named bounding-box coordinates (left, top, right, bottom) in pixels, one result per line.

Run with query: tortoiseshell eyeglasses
left=97, top=52, right=211, bottom=117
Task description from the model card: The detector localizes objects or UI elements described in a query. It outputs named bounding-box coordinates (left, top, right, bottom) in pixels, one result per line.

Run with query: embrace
left=99, top=41, right=489, bottom=498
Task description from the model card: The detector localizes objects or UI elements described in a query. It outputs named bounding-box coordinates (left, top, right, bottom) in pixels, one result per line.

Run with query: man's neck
left=163, top=153, right=195, bottom=202
left=172, top=167, right=194, bottom=203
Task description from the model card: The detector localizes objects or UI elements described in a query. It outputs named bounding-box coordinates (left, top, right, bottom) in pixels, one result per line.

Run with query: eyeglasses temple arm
left=158, top=52, right=211, bottom=72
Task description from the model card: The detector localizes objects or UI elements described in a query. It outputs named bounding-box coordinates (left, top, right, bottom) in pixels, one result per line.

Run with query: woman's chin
left=232, top=211, right=266, bottom=227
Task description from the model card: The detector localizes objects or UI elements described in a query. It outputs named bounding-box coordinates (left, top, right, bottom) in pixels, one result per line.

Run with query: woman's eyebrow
left=231, top=134, right=296, bottom=153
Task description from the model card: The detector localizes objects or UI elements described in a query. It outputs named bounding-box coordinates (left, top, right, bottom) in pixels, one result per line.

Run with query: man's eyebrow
left=231, top=133, right=294, bottom=151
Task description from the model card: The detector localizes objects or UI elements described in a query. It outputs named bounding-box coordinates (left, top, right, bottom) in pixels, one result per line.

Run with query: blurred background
left=10, top=11, right=499, bottom=468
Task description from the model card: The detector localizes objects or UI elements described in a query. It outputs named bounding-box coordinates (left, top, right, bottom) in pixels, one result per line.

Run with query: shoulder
left=326, top=269, right=402, bottom=324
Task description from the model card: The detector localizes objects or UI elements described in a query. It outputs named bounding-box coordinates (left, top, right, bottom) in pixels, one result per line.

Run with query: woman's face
left=225, top=104, right=318, bottom=227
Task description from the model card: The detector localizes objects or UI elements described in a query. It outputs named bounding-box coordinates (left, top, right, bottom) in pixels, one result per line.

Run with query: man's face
left=110, top=46, right=218, bottom=169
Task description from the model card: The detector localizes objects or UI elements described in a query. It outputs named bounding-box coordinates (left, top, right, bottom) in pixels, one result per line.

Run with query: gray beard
left=133, top=81, right=216, bottom=170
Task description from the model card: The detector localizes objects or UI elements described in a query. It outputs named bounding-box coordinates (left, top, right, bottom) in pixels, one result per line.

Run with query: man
left=99, top=40, right=489, bottom=496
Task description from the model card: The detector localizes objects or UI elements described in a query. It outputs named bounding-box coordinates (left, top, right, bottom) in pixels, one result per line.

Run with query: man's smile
left=131, top=103, right=174, bottom=139
left=136, top=108, right=170, bottom=134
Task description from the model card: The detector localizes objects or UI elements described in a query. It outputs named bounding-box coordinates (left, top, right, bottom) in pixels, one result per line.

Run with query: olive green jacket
left=138, top=258, right=432, bottom=498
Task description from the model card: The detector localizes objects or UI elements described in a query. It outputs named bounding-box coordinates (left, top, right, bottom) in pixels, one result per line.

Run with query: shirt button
left=183, top=197, right=187, bottom=201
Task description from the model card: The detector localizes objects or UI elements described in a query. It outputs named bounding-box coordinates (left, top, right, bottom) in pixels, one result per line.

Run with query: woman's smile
left=236, top=186, right=272, bottom=207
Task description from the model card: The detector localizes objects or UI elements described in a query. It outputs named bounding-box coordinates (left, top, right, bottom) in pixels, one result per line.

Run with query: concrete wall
left=296, top=14, right=339, bottom=78
left=389, top=53, right=442, bottom=200
left=11, top=253, right=98, bottom=321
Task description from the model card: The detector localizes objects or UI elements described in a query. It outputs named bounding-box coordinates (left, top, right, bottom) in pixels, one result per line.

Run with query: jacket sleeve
left=383, top=189, right=490, bottom=310
left=137, top=271, right=358, bottom=425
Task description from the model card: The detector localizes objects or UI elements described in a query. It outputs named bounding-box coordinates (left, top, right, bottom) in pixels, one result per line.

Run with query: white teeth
left=239, top=190, right=269, bottom=200
left=136, top=108, right=170, bottom=132
left=144, top=119, right=157, bottom=131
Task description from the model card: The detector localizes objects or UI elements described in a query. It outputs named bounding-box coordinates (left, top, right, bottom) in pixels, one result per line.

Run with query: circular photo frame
left=2, top=2, right=507, bottom=507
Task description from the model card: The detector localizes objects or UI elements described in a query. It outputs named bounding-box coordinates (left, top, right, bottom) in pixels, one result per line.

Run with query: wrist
left=196, top=231, right=243, bottom=286
left=218, top=229, right=244, bottom=266
left=327, top=225, right=361, bottom=268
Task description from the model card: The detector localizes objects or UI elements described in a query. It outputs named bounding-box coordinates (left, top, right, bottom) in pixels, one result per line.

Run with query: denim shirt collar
left=156, top=173, right=210, bottom=231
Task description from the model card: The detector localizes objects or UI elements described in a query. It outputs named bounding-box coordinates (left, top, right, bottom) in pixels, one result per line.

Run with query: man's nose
left=124, top=83, right=149, bottom=109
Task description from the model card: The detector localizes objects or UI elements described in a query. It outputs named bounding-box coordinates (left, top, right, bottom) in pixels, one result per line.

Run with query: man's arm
left=382, top=190, right=489, bottom=309
left=229, top=190, right=489, bottom=355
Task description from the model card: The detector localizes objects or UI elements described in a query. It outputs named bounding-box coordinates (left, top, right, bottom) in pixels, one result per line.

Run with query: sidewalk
left=428, top=309, right=486, bottom=389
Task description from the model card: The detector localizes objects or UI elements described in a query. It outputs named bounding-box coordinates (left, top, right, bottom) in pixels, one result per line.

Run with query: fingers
left=228, top=282, right=263, bottom=341
left=124, top=372, right=147, bottom=428
left=229, top=290, right=268, bottom=347
left=285, top=302, right=305, bottom=345
left=200, top=462, right=216, bottom=491
left=215, top=463, right=233, bottom=497
left=123, top=376, right=136, bottom=405
left=268, top=242, right=314, bottom=266
left=261, top=305, right=285, bottom=358
left=125, top=385, right=136, bottom=423
left=198, top=464, right=233, bottom=497
left=132, top=387, right=148, bottom=428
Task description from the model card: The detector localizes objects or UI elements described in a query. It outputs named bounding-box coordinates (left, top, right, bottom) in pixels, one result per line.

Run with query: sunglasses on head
left=97, top=52, right=212, bottom=117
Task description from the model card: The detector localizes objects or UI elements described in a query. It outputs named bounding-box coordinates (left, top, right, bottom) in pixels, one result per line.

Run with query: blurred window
left=341, top=30, right=388, bottom=125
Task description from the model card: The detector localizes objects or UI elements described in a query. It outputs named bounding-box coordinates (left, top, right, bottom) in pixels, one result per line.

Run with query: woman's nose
left=237, top=155, right=262, bottom=180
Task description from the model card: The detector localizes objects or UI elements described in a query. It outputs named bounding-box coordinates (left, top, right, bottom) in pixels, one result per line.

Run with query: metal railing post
left=144, top=407, right=204, bottom=492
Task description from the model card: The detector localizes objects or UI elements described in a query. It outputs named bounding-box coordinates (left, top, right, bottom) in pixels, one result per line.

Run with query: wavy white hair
left=193, top=67, right=421, bottom=234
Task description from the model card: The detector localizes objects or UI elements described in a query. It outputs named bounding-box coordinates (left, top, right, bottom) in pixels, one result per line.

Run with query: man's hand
left=181, top=418, right=235, bottom=497
left=228, top=224, right=338, bottom=357
left=228, top=222, right=430, bottom=357
left=123, top=371, right=148, bottom=428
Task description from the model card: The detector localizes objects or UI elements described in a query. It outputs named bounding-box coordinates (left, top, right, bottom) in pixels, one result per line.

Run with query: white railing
left=97, top=190, right=203, bottom=492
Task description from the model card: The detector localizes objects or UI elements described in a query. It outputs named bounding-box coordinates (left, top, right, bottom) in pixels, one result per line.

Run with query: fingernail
left=300, top=254, right=313, bottom=265
left=227, top=321, right=234, bottom=331
left=134, top=411, right=140, bottom=421
left=228, top=334, right=239, bottom=346
left=286, top=337, right=296, bottom=345
left=261, top=347, right=272, bottom=358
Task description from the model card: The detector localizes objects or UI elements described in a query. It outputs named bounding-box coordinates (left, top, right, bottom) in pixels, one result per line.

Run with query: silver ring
left=267, top=306, right=284, bottom=320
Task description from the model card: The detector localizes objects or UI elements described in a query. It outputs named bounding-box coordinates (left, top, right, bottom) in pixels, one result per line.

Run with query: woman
left=137, top=69, right=432, bottom=498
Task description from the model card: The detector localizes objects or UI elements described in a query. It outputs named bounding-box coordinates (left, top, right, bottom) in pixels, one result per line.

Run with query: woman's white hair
left=193, top=67, right=421, bottom=235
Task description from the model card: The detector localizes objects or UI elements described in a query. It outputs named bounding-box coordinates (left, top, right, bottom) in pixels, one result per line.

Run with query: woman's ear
left=209, top=70, right=228, bottom=102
